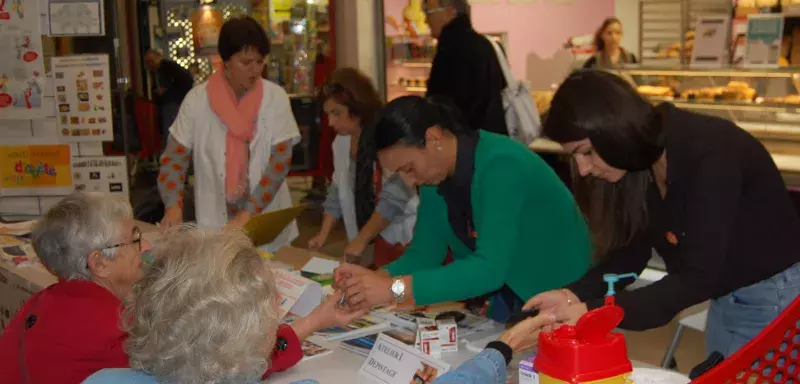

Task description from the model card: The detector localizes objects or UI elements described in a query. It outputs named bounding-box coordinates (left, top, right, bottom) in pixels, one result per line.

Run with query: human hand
left=223, top=211, right=252, bottom=231
left=308, top=232, right=328, bottom=250
left=160, top=205, right=183, bottom=230
left=341, top=268, right=395, bottom=311
left=333, top=263, right=373, bottom=290
left=343, top=237, right=368, bottom=258
left=498, top=313, right=558, bottom=353
left=555, top=302, right=589, bottom=326
left=411, top=363, right=438, bottom=384
left=522, top=289, right=578, bottom=315
left=310, top=290, right=369, bottom=330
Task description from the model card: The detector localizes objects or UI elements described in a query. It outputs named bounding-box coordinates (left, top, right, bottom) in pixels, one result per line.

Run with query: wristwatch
left=390, top=278, right=406, bottom=304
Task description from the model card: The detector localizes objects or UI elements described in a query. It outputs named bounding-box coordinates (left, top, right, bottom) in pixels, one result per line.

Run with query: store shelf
left=389, top=85, right=427, bottom=93
left=645, top=96, right=800, bottom=114
left=619, top=67, right=800, bottom=79
left=528, top=138, right=800, bottom=174
left=390, top=60, right=432, bottom=68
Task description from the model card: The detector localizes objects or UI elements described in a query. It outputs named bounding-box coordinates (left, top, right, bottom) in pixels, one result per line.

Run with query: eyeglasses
left=104, top=226, right=142, bottom=252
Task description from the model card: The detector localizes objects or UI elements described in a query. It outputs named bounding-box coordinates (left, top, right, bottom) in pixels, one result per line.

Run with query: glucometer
left=505, top=309, right=540, bottom=329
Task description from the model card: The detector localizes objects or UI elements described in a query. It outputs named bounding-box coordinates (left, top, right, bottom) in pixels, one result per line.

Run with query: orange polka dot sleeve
left=157, top=136, right=191, bottom=209
left=246, top=139, right=293, bottom=215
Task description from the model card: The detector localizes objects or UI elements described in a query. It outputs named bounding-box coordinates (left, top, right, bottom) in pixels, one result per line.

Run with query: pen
left=338, top=252, right=347, bottom=307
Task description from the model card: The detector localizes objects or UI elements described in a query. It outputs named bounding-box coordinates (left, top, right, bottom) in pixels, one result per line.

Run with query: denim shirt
left=432, top=349, right=507, bottom=384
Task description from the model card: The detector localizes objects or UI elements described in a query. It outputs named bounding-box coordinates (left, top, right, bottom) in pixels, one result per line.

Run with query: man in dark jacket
left=144, top=49, right=194, bottom=141
left=424, top=0, right=507, bottom=135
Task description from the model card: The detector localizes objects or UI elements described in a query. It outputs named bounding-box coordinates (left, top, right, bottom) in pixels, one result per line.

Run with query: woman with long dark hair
left=583, top=18, right=637, bottom=69
left=334, top=96, right=591, bottom=322
left=308, top=68, right=418, bottom=267
left=526, top=70, right=800, bottom=357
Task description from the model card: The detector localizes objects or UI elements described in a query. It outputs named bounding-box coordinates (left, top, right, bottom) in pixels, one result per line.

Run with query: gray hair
left=124, top=228, right=280, bottom=383
left=441, top=0, right=470, bottom=16
left=31, top=192, right=132, bottom=280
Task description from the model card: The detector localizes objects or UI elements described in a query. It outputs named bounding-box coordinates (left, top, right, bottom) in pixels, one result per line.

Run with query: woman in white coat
left=157, top=16, right=300, bottom=251
left=308, top=68, right=418, bottom=267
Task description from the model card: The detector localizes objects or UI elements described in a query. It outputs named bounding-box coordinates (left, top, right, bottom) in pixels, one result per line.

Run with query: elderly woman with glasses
left=84, top=228, right=366, bottom=383
left=0, top=193, right=148, bottom=384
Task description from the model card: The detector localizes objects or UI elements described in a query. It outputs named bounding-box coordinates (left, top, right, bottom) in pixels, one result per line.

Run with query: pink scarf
left=207, top=70, right=263, bottom=201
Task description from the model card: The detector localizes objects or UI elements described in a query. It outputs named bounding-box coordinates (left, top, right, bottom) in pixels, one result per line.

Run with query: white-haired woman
left=84, top=228, right=365, bottom=383
left=0, top=193, right=148, bottom=384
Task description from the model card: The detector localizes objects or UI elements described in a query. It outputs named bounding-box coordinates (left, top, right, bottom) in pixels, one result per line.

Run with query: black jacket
left=567, top=104, right=800, bottom=331
left=155, top=59, right=194, bottom=106
left=426, top=15, right=507, bottom=135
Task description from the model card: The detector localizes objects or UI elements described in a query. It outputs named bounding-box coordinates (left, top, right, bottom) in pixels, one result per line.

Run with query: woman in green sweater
left=335, top=96, right=590, bottom=321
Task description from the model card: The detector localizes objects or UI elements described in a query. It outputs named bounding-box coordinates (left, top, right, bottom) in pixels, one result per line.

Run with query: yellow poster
left=0, top=144, right=74, bottom=196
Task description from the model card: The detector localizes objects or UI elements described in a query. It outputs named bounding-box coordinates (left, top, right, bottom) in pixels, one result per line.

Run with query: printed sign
left=359, top=333, right=451, bottom=384
left=691, top=16, right=730, bottom=68
left=52, top=54, right=113, bottom=142
left=0, top=143, right=73, bottom=196
left=47, top=0, right=104, bottom=36
left=275, top=269, right=322, bottom=318
left=0, top=0, right=47, bottom=119
left=744, top=14, right=784, bottom=68
left=71, top=156, right=128, bottom=195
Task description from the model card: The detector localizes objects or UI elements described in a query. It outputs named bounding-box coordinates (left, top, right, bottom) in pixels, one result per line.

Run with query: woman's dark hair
left=321, top=68, right=383, bottom=230
left=543, top=70, right=668, bottom=259
left=354, top=95, right=466, bottom=227
left=593, top=17, right=621, bottom=52
left=218, top=16, right=270, bottom=61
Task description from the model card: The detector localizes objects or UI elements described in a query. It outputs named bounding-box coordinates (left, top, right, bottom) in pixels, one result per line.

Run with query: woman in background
left=308, top=68, right=418, bottom=268
left=583, top=18, right=637, bottom=69
left=335, top=96, right=590, bottom=322
left=158, top=16, right=300, bottom=251
left=85, top=229, right=365, bottom=383
left=527, top=70, right=800, bottom=357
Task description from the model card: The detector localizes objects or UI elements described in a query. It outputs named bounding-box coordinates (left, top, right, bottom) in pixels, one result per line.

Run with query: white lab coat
left=170, top=79, right=300, bottom=252
left=332, top=135, right=418, bottom=245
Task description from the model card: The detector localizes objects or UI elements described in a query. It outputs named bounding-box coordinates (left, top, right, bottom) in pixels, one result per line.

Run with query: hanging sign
left=0, top=141, right=73, bottom=196
left=71, top=156, right=128, bottom=195
left=744, top=14, right=784, bottom=68
left=47, top=0, right=105, bottom=37
left=690, top=16, right=730, bottom=68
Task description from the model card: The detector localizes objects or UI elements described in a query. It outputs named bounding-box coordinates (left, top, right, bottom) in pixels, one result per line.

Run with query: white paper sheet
left=301, top=256, right=340, bottom=275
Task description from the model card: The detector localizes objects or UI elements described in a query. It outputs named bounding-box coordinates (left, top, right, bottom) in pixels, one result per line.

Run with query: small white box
left=436, top=318, right=458, bottom=352
left=415, top=323, right=441, bottom=358
left=519, top=355, right=540, bottom=384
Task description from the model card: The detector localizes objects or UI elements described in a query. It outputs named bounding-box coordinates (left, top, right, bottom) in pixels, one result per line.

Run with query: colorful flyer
left=51, top=54, right=113, bottom=142
left=0, top=142, right=73, bottom=196
left=71, top=156, right=128, bottom=195
left=0, top=0, right=47, bottom=119
left=744, top=14, right=784, bottom=68
left=47, top=0, right=105, bottom=37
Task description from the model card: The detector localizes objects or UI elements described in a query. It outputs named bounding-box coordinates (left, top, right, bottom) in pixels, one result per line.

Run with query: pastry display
left=532, top=91, right=554, bottom=114
left=678, top=82, right=756, bottom=102
left=765, top=95, right=800, bottom=105
left=656, top=30, right=695, bottom=59
left=637, top=85, right=674, bottom=98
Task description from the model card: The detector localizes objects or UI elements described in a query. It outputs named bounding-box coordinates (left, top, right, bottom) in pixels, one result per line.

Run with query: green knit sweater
left=385, top=132, right=591, bottom=305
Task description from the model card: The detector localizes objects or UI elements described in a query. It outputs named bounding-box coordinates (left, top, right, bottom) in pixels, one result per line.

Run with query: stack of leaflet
left=314, top=314, right=391, bottom=341
left=370, top=307, right=495, bottom=337
left=339, top=328, right=417, bottom=357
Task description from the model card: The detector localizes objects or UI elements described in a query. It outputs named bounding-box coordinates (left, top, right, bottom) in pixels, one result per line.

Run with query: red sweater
left=0, top=280, right=302, bottom=384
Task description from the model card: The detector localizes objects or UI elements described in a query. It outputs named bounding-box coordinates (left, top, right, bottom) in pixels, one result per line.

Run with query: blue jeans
left=706, top=262, right=800, bottom=357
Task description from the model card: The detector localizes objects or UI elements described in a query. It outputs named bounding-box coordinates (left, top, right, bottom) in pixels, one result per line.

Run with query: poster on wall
left=71, top=156, right=128, bottom=195
left=51, top=54, right=113, bottom=142
left=0, top=0, right=47, bottom=119
left=0, top=142, right=73, bottom=196
left=744, top=14, right=784, bottom=68
left=47, top=0, right=105, bottom=36
left=690, top=16, right=730, bottom=68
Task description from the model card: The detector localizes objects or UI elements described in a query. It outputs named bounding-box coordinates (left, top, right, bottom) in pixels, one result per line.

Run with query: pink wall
left=383, top=0, right=614, bottom=79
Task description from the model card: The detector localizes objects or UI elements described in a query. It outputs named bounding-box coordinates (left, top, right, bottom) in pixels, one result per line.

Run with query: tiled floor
left=286, top=180, right=708, bottom=373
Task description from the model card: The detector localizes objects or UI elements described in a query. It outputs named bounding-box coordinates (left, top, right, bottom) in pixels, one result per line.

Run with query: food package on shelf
left=679, top=81, right=756, bottom=102
left=656, top=30, right=695, bottom=59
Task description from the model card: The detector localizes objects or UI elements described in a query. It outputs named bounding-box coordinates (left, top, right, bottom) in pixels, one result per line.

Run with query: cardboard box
left=436, top=318, right=458, bottom=352
left=519, top=355, right=540, bottom=384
